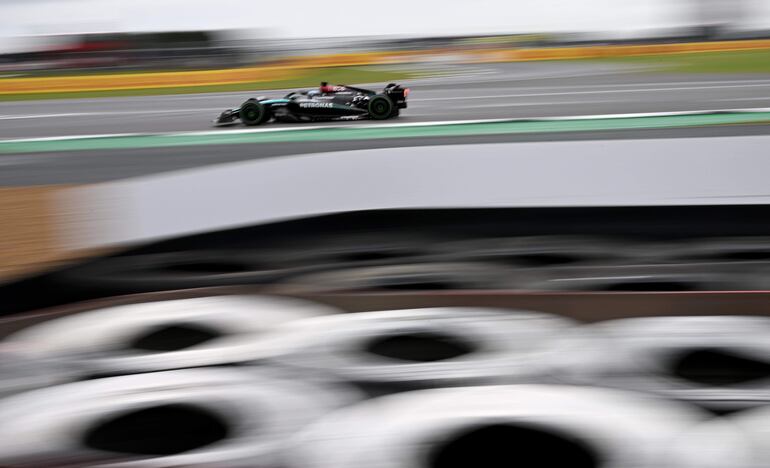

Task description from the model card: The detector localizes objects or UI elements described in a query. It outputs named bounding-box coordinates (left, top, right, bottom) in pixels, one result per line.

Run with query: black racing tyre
left=253, top=307, right=576, bottom=392
left=3, top=295, right=342, bottom=377
left=546, top=316, right=770, bottom=411
left=285, top=385, right=713, bottom=468
left=239, top=100, right=268, bottom=126
left=0, top=368, right=358, bottom=467
left=367, top=95, right=394, bottom=120
left=54, top=251, right=298, bottom=295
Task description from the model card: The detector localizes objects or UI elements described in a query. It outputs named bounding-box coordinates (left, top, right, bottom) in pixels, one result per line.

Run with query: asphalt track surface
left=2, top=61, right=770, bottom=185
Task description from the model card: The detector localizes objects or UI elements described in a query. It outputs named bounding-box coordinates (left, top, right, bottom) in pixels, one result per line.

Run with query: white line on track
left=716, top=97, right=770, bottom=102
left=2, top=108, right=770, bottom=145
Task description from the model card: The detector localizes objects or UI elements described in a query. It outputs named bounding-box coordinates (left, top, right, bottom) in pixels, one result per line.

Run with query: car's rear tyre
left=368, top=95, right=394, bottom=120
left=240, top=100, right=268, bottom=126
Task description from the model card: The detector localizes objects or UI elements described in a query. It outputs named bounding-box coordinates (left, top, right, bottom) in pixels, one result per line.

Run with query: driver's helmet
left=320, top=81, right=341, bottom=93
left=307, top=89, right=321, bottom=98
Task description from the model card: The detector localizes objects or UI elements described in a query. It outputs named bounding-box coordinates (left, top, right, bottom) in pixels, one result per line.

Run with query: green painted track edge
left=1, top=112, right=769, bottom=154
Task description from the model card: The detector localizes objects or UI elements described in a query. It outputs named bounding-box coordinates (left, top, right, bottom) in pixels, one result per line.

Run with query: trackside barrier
left=3, top=39, right=770, bottom=95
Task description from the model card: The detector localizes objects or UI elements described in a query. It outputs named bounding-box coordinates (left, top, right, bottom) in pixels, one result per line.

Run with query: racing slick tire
left=545, top=316, right=770, bottom=411
left=251, top=307, right=575, bottom=394
left=0, top=368, right=357, bottom=468
left=239, top=100, right=269, bottom=126
left=284, top=384, right=713, bottom=468
left=2, top=295, right=342, bottom=377
left=368, top=95, right=394, bottom=120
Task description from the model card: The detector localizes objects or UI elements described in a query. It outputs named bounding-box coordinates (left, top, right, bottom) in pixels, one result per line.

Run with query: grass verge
left=598, top=49, right=770, bottom=73
left=0, top=66, right=420, bottom=101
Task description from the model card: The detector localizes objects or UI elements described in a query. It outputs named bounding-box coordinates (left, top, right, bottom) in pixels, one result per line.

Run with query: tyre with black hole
left=367, top=94, right=394, bottom=120
left=0, top=368, right=358, bottom=467
left=1, top=295, right=341, bottom=377
left=545, top=316, right=770, bottom=411
left=239, top=100, right=269, bottom=126
left=250, top=307, right=575, bottom=394
left=284, top=384, right=719, bottom=468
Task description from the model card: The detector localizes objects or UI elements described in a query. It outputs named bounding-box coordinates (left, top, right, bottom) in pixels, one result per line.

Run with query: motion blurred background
left=2, top=1, right=770, bottom=467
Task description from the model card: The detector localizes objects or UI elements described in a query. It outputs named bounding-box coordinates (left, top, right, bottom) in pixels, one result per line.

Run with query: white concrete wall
left=62, top=135, right=770, bottom=249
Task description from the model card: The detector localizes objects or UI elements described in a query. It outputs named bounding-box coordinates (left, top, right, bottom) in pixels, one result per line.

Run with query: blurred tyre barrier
left=671, top=404, right=770, bottom=468
left=665, top=237, right=770, bottom=263
left=428, top=236, right=646, bottom=267
left=671, top=407, right=770, bottom=468
left=253, top=308, right=575, bottom=393
left=517, top=263, right=770, bottom=292
left=0, top=346, right=75, bottom=398
left=54, top=251, right=303, bottom=295
left=277, top=262, right=527, bottom=292
left=256, top=232, right=443, bottom=269
left=0, top=368, right=358, bottom=468
left=2, top=295, right=341, bottom=377
left=284, top=384, right=719, bottom=468
left=546, top=316, right=770, bottom=411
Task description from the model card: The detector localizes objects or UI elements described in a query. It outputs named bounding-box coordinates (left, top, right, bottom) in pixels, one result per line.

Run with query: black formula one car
left=214, top=82, right=409, bottom=126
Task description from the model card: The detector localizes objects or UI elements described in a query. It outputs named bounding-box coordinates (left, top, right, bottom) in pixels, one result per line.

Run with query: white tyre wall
left=256, top=308, right=576, bottom=390
left=284, top=384, right=716, bottom=468
left=546, top=316, right=770, bottom=410
left=2, top=295, right=342, bottom=377
left=0, top=368, right=358, bottom=468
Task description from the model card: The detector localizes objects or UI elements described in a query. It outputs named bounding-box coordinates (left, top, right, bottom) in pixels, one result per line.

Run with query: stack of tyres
left=53, top=233, right=444, bottom=297
left=277, top=262, right=528, bottom=292
left=662, top=237, right=770, bottom=263
left=673, top=404, right=770, bottom=468
left=52, top=250, right=303, bottom=296
left=427, top=236, right=648, bottom=267
left=516, top=263, right=770, bottom=292
left=0, top=368, right=359, bottom=467
left=253, top=232, right=443, bottom=269
left=251, top=307, right=575, bottom=394
left=1, top=295, right=342, bottom=378
left=283, top=385, right=728, bottom=468
left=546, top=316, right=770, bottom=411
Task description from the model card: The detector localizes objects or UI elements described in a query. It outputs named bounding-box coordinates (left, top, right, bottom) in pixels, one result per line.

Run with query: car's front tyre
left=240, top=100, right=269, bottom=126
